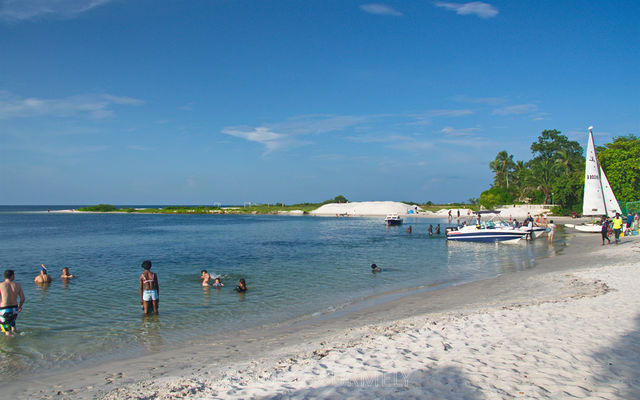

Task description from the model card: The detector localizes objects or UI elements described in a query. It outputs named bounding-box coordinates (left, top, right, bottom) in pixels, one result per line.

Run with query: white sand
left=309, top=201, right=422, bottom=216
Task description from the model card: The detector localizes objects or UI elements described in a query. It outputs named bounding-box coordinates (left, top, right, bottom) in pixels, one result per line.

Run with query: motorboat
left=446, top=221, right=527, bottom=242
left=384, top=214, right=403, bottom=226
left=446, top=213, right=528, bottom=243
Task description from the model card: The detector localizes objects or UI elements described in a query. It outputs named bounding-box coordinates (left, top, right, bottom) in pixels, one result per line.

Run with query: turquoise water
left=0, top=207, right=559, bottom=378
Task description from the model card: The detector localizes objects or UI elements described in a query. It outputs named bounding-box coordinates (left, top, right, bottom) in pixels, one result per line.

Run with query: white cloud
left=492, top=104, right=538, bottom=116
left=440, top=126, right=480, bottom=137
left=0, top=0, right=113, bottom=21
left=435, top=2, right=498, bottom=19
left=451, top=95, right=506, bottom=105
left=360, top=3, right=403, bottom=16
left=0, top=91, right=144, bottom=119
left=221, top=126, right=287, bottom=154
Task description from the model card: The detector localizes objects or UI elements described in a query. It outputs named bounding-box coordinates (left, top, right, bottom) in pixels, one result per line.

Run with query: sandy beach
left=4, top=230, right=638, bottom=399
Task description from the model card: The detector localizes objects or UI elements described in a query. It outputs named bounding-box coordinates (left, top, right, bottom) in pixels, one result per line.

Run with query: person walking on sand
left=139, top=260, right=159, bottom=314
left=547, top=220, right=556, bottom=244
left=601, top=216, right=611, bottom=245
left=612, top=213, right=623, bottom=244
left=0, top=270, right=25, bottom=335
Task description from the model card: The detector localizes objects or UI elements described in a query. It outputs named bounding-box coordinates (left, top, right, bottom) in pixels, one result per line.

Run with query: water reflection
left=137, top=314, right=163, bottom=352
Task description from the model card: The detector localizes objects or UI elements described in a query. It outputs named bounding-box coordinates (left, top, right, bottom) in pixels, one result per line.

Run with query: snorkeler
left=235, top=278, right=247, bottom=293
left=34, top=264, right=52, bottom=284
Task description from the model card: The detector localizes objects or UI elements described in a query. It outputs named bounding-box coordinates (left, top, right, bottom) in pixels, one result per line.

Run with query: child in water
left=212, top=277, right=224, bottom=287
left=235, top=278, right=247, bottom=293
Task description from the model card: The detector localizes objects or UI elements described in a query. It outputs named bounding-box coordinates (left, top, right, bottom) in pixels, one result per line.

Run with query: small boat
left=446, top=212, right=527, bottom=242
left=571, top=126, right=622, bottom=232
left=446, top=223, right=527, bottom=242
left=384, top=214, right=403, bottom=226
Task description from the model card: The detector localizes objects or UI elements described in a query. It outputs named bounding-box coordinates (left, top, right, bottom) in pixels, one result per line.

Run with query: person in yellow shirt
left=612, top=213, right=623, bottom=244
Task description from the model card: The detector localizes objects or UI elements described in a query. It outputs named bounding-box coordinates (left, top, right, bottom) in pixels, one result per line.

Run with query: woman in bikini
left=139, top=260, right=159, bottom=314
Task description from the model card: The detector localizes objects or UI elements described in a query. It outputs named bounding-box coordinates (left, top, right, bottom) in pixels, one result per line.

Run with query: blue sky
left=1, top=0, right=638, bottom=205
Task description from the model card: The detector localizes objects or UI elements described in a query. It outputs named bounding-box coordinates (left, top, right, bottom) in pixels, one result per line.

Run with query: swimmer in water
left=428, top=225, right=433, bottom=236
left=235, top=278, right=247, bottom=293
left=61, top=267, right=73, bottom=279
left=371, top=263, right=381, bottom=273
left=201, top=270, right=212, bottom=287
left=34, top=265, right=52, bottom=284
left=212, top=277, right=224, bottom=287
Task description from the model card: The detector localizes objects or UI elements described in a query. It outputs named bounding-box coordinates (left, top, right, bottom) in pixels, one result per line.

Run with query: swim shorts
left=142, top=290, right=158, bottom=301
left=0, top=306, right=18, bottom=328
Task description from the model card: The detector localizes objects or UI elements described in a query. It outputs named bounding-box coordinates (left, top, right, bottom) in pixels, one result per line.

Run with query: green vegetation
left=482, top=130, right=640, bottom=215
left=78, top=204, right=118, bottom=212
left=596, top=135, right=640, bottom=204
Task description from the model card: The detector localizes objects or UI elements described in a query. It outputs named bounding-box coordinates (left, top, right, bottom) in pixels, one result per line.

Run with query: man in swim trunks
left=139, top=260, right=159, bottom=314
left=0, top=270, right=26, bottom=335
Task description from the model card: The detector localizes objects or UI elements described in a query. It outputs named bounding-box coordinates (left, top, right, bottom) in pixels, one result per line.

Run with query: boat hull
left=446, top=231, right=526, bottom=243
left=385, top=220, right=403, bottom=226
left=574, top=224, right=602, bottom=233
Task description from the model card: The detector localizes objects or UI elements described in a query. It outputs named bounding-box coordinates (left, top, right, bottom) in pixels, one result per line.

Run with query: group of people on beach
left=600, top=212, right=639, bottom=245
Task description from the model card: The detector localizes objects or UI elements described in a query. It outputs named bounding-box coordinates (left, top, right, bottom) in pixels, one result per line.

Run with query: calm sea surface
left=0, top=206, right=561, bottom=378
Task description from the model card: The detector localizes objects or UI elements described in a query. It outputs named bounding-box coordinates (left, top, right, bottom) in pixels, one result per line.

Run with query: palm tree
left=489, top=151, right=516, bottom=189
left=528, top=159, right=555, bottom=204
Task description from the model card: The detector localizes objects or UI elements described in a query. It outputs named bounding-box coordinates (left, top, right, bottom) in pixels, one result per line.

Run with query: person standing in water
left=0, top=270, right=25, bottom=335
left=435, top=224, right=441, bottom=235
left=547, top=220, right=556, bottom=244
left=428, top=225, right=433, bottom=236
left=235, top=279, right=247, bottom=293
left=201, top=270, right=213, bottom=287
left=139, top=260, right=159, bottom=314
left=61, top=267, right=73, bottom=279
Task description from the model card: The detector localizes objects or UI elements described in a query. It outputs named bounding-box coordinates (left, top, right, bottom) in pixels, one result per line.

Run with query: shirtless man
left=0, top=270, right=26, bottom=335
left=34, top=265, right=52, bottom=284
left=139, top=260, right=159, bottom=314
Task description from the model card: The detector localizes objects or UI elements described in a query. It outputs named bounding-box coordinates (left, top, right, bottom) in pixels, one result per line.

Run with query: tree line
left=481, top=130, right=640, bottom=214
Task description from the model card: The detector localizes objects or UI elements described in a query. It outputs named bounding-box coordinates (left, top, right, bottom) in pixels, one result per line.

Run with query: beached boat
left=446, top=222, right=527, bottom=243
left=384, top=214, right=403, bottom=226
left=572, top=126, right=622, bottom=233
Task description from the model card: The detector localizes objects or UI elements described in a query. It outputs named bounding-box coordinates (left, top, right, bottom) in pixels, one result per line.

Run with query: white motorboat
left=446, top=213, right=527, bottom=242
left=384, top=214, right=403, bottom=226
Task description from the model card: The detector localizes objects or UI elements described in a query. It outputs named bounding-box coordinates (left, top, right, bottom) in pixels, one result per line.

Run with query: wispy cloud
left=221, top=114, right=371, bottom=154
left=440, top=126, right=480, bottom=137
left=492, top=104, right=538, bottom=116
left=0, top=91, right=144, bottom=119
left=435, top=2, right=498, bottom=19
left=408, top=109, right=474, bottom=126
left=360, top=3, right=403, bottom=16
left=221, top=126, right=288, bottom=154
left=0, top=0, right=113, bottom=22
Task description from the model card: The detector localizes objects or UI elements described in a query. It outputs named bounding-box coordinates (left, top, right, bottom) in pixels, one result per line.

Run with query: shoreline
left=6, top=232, right=639, bottom=399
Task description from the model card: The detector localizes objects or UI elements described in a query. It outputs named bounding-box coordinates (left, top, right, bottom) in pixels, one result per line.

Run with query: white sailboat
left=574, top=126, right=621, bottom=233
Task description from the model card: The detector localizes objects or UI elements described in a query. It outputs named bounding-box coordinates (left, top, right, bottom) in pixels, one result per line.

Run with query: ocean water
left=0, top=207, right=560, bottom=378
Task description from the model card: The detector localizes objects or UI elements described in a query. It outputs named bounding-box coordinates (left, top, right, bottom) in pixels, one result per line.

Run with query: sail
left=600, top=166, right=622, bottom=217
left=582, top=129, right=606, bottom=215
